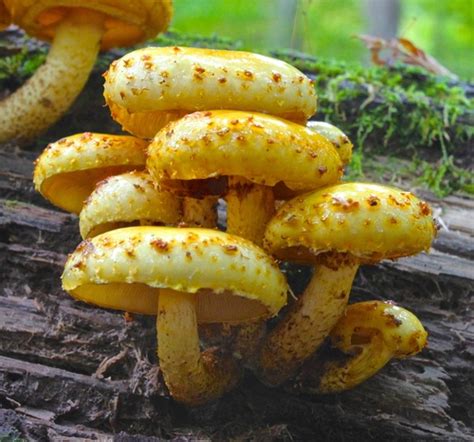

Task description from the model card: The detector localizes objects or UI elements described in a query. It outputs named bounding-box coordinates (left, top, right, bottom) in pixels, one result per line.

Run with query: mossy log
left=0, top=27, right=473, bottom=440
left=1, top=27, right=472, bottom=165
left=0, top=143, right=473, bottom=440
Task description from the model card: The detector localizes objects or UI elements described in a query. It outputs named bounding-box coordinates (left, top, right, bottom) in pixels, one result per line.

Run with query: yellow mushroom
left=307, top=121, right=353, bottom=166
left=33, top=132, right=147, bottom=214
left=62, top=226, right=288, bottom=405
left=147, top=110, right=343, bottom=246
left=259, top=182, right=436, bottom=385
left=303, top=301, right=428, bottom=393
left=0, top=1, right=172, bottom=142
left=103, top=46, right=317, bottom=138
left=79, top=170, right=217, bottom=238
left=79, top=171, right=183, bottom=238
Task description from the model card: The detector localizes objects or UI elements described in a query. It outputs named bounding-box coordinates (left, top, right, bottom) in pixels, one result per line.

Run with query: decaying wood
left=0, top=25, right=473, bottom=440
left=1, top=144, right=473, bottom=440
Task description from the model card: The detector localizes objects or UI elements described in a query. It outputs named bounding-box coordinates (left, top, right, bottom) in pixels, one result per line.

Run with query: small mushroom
left=258, top=182, right=436, bottom=385
left=307, top=121, right=353, bottom=165
left=302, top=301, right=428, bottom=393
left=79, top=171, right=183, bottom=239
left=103, top=46, right=317, bottom=138
left=147, top=110, right=344, bottom=246
left=33, top=132, right=147, bottom=214
left=0, top=1, right=172, bottom=141
left=62, top=226, right=288, bottom=405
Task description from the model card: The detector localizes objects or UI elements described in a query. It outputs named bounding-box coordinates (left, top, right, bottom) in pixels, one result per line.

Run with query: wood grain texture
left=0, top=29, right=473, bottom=440
left=0, top=145, right=472, bottom=440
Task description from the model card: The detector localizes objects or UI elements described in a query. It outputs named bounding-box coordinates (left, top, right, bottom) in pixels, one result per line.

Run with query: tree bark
left=365, top=0, right=400, bottom=39
left=0, top=144, right=472, bottom=440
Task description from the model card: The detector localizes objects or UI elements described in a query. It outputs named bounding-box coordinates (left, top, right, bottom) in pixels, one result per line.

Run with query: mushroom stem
left=0, top=9, right=104, bottom=142
left=226, top=177, right=275, bottom=246
left=224, top=177, right=275, bottom=363
left=308, top=301, right=428, bottom=393
left=258, top=262, right=359, bottom=385
left=182, top=196, right=217, bottom=228
left=157, top=289, right=241, bottom=406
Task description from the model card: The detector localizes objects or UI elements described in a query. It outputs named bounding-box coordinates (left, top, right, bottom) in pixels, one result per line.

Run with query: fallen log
left=0, top=144, right=473, bottom=440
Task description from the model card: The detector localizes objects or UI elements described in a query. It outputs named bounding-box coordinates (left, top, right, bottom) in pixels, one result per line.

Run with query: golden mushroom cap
left=307, top=121, right=353, bottom=165
left=264, top=182, right=437, bottom=263
left=104, top=46, right=317, bottom=138
left=4, top=0, right=172, bottom=50
left=315, top=300, right=428, bottom=393
left=79, top=171, right=182, bottom=239
left=62, top=226, right=288, bottom=323
left=0, top=1, right=11, bottom=29
left=331, top=301, right=428, bottom=358
left=33, top=132, right=147, bottom=214
left=147, top=110, right=343, bottom=193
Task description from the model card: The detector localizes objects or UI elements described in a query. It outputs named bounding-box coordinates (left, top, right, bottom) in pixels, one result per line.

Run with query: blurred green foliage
left=172, top=0, right=473, bottom=79
left=402, top=0, right=473, bottom=79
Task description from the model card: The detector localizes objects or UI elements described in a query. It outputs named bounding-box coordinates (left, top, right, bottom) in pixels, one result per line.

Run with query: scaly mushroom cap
left=330, top=301, right=427, bottom=359
left=264, top=182, right=437, bottom=264
left=104, top=46, right=317, bottom=138
left=293, top=300, right=428, bottom=394
left=313, top=300, right=428, bottom=393
left=147, top=110, right=343, bottom=194
left=62, top=226, right=288, bottom=323
left=4, top=0, right=172, bottom=50
left=307, top=121, right=353, bottom=165
left=0, top=1, right=11, bottom=29
left=79, top=171, right=182, bottom=239
left=33, top=132, right=147, bottom=214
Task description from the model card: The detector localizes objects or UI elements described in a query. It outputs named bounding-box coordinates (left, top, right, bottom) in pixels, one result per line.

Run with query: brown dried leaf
left=356, top=34, right=456, bottom=79
left=398, top=37, right=426, bottom=58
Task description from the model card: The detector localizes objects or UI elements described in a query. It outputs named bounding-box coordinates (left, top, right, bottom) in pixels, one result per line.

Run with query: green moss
left=152, top=30, right=243, bottom=50
left=0, top=432, right=25, bottom=441
left=273, top=49, right=473, bottom=196
left=274, top=49, right=472, bottom=151
left=0, top=48, right=46, bottom=88
left=3, top=199, right=21, bottom=207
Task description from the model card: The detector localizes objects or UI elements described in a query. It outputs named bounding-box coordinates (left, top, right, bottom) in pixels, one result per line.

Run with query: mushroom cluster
left=33, top=46, right=436, bottom=405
